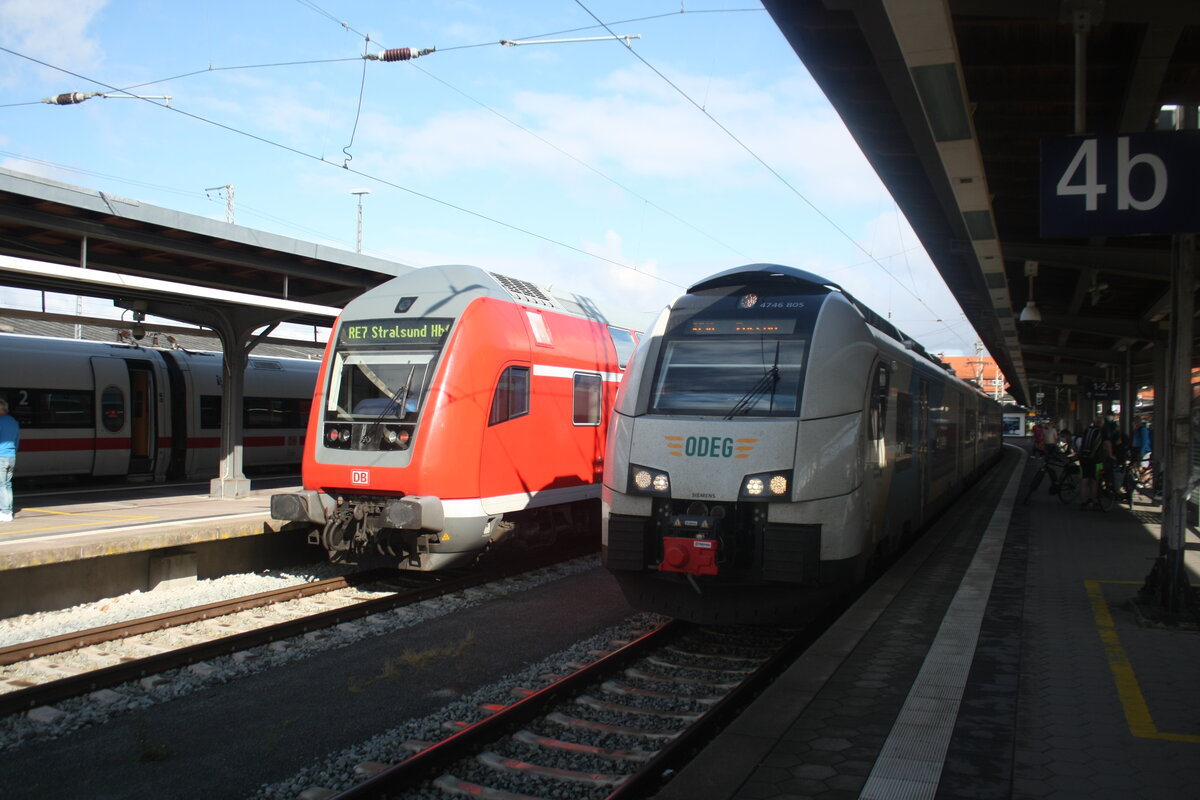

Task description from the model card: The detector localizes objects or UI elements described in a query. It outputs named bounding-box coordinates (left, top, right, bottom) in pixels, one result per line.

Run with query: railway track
left=302, top=619, right=823, bottom=800
left=0, top=541, right=597, bottom=718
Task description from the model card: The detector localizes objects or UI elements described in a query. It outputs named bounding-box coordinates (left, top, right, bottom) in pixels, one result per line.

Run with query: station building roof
left=763, top=1, right=1200, bottom=405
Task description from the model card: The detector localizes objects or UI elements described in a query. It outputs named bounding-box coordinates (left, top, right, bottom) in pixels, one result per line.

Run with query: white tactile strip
left=859, top=448, right=1023, bottom=800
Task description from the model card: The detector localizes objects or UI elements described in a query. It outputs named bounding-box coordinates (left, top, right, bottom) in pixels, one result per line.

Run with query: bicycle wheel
left=1057, top=472, right=1079, bottom=503
left=1098, top=485, right=1115, bottom=512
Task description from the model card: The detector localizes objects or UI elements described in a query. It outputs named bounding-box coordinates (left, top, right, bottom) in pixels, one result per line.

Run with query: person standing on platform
left=0, top=398, right=18, bottom=522
left=1077, top=414, right=1108, bottom=509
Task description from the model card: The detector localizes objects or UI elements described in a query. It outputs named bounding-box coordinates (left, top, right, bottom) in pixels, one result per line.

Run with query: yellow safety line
left=1085, top=579, right=1200, bottom=743
left=0, top=509, right=159, bottom=536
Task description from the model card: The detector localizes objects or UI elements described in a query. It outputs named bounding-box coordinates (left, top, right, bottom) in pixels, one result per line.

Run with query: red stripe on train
left=20, top=435, right=304, bottom=452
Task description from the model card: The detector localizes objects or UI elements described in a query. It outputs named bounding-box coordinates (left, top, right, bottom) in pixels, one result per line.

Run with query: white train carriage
left=0, top=334, right=317, bottom=482
left=602, top=264, right=1002, bottom=624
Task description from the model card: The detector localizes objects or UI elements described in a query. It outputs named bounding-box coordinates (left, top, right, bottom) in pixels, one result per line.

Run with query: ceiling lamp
left=1019, top=260, right=1041, bottom=323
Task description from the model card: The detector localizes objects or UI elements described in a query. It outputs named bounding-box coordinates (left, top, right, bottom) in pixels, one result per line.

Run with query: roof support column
left=1157, top=231, right=1195, bottom=613
left=116, top=296, right=289, bottom=499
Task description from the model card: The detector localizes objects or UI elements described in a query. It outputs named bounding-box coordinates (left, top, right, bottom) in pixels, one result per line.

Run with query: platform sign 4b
left=1040, top=131, right=1200, bottom=238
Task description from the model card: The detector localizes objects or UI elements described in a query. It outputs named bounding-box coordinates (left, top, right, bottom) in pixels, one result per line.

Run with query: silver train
left=0, top=333, right=318, bottom=482
left=602, top=264, right=1003, bottom=624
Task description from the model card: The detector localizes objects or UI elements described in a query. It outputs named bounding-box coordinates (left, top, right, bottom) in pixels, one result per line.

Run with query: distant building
left=939, top=350, right=1011, bottom=403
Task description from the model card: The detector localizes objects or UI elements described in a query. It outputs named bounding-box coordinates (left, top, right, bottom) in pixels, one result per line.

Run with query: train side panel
left=2, top=333, right=315, bottom=483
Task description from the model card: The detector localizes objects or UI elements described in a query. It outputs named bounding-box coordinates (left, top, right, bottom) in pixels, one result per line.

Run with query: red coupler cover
left=659, top=537, right=718, bottom=576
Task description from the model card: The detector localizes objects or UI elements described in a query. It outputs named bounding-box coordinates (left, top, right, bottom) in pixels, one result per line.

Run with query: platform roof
left=763, top=0, right=1200, bottom=405
left=0, top=167, right=406, bottom=329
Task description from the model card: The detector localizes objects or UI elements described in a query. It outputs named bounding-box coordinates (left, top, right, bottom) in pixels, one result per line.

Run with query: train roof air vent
left=251, top=360, right=283, bottom=370
left=490, top=273, right=558, bottom=309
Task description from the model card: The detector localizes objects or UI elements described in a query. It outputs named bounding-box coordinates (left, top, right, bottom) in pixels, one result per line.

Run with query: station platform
left=661, top=443, right=1200, bottom=799
left=0, top=477, right=308, bottom=616
left=0, top=477, right=300, bottom=572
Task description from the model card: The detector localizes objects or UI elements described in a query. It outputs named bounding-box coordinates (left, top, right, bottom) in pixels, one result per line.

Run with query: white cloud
left=0, top=0, right=107, bottom=87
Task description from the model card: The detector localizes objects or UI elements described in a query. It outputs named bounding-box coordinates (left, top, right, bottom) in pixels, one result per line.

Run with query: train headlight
left=740, top=470, right=792, bottom=501
left=629, top=464, right=670, bottom=497
left=325, top=424, right=350, bottom=448
left=381, top=426, right=413, bottom=450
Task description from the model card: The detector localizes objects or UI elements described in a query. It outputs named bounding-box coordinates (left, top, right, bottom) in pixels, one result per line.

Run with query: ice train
left=0, top=333, right=318, bottom=482
left=601, top=264, right=1003, bottom=624
left=270, top=265, right=644, bottom=571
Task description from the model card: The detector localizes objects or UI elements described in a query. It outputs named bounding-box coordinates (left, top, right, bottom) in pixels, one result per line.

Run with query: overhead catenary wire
left=572, top=0, right=972, bottom=351
left=1, top=7, right=968, bottom=346
left=0, top=45, right=684, bottom=290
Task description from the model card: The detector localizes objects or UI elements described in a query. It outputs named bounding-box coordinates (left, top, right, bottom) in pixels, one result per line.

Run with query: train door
left=863, top=361, right=891, bottom=546
left=90, top=357, right=132, bottom=476
left=127, top=363, right=157, bottom=476
left=917, top=378, right=930, bottom=519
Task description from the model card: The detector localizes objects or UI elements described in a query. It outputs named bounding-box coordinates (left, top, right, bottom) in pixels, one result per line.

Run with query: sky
left=0, top=0, right=982, bottom=356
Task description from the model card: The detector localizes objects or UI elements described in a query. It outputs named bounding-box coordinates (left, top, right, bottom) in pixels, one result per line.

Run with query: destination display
left=338, top=318, right=454, bottom=346
left=688, top=318, right=797, bottom=335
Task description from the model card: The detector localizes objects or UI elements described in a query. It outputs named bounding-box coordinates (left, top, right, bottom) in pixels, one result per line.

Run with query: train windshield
left=650, top=338, right=806, bottom=416
left=327, top=353, right=434, bottom=420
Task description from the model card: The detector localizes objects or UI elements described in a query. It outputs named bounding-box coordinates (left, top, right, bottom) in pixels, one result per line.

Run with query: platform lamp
left=350, top=188, right=371, bottom=253
left=1019, top=260, right=1042, bottom=323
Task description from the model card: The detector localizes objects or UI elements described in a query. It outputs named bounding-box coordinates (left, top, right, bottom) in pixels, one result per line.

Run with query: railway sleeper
left=511, top=728, right=655, bottom=763
left=599, top=679, right=721, bottom=705
left=575, top=694, right=702, bottom=723
left=544, top=710, right=679, bottom=740
left=475, top=750, right=629, bottom=787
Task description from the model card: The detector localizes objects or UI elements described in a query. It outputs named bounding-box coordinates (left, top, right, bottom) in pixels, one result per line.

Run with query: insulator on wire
left=44, top=91, right=94, bottom=105
left=365, top=47, right=435, bottom=62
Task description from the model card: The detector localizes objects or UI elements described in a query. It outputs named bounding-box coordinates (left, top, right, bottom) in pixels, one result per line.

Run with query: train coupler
left=658, top=536, right=718, bottom=577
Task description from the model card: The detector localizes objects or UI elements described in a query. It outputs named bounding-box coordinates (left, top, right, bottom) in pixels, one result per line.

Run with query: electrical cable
left=0, top=45, right=685, bottom=290
left=573, top=0, right=973, bottom=350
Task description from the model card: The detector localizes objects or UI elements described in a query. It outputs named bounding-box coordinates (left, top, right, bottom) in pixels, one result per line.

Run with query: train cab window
left=489, top=366, right=530, bottom=425
left=572, top=373, right=602, bottom=426
left=328, top=354, right=432, bottom=421
left=100, top=386, right=125, bottom=432
left=651, top=339, right=805, bottom=416
left=607, top=327, right=637, bottom=369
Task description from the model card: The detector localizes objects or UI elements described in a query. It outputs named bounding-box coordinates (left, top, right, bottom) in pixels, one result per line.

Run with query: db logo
left=350, top=469, right=370, bottom=485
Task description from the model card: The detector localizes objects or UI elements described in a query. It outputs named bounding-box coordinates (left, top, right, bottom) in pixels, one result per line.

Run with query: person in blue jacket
left=0, top=398, right=19, bottom=522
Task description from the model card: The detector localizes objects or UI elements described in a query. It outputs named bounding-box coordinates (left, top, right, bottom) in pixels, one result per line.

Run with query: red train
left=271, top=265, right=643, bottom=570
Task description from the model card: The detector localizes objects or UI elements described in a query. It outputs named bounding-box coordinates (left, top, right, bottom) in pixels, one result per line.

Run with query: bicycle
left=1094, top=464, right=1123, bottom=512
left=1023, top=450, right=1079, bottom=505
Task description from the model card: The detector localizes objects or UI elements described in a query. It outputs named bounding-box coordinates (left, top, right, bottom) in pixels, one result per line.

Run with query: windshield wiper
left=361, top=365, right=416, bottom=446
left=724, top=341, right=781, bottom=420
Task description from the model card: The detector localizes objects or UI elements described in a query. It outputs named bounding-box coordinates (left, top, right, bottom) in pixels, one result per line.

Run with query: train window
left=100, top=386, right=125, bottom=432
left=200, top=395, right=222, bottom=429
left=896, top=392, right=913, bottom=457
left=328, top=353, right=432, bottom=420
left=650, top=338, right=805, bottom=415
left=6, top=389, right=94, bottom=429
left=869, top=364, right=889, bottom=441
left=489, top=366, right=530, bottom=425
left=608, top=327, right=637, bottom=369
left=526, top=311, right=553, bottom=347
left=245, top=397, right=284, bottom=428
left=573, top=373, right=602, bottom=426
